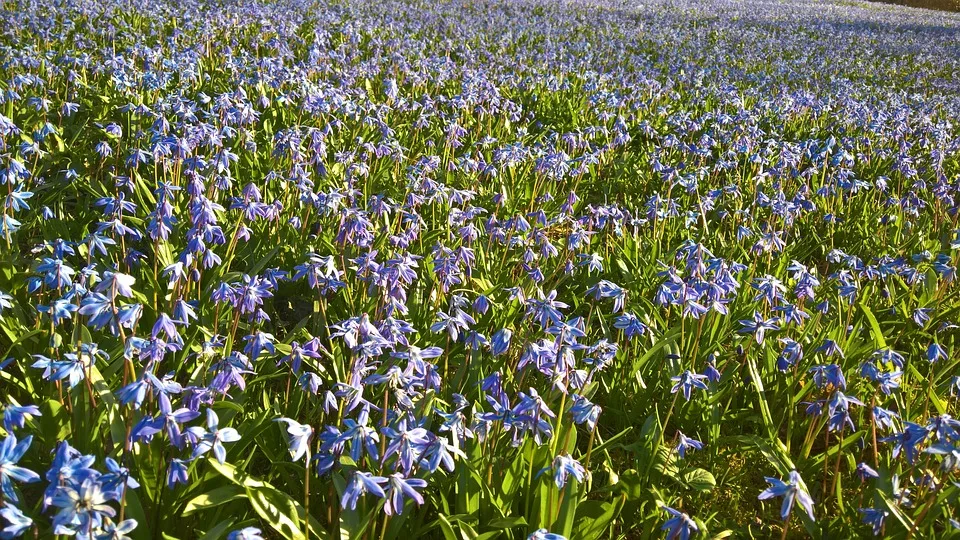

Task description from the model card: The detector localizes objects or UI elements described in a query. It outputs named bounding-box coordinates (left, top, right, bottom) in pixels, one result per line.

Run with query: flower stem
left=304, top=448, right=311, bottom=539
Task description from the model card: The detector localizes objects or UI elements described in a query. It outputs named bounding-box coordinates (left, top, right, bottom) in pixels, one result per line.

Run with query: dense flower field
left=1, top=0, right=960, bottom=537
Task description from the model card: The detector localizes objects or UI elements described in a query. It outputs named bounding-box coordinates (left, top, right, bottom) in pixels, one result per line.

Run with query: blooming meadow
left=1, top=0, right=960, bottom=538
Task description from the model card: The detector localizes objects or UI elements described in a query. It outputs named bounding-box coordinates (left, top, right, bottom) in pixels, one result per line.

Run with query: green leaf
left=198, top=519, right=236, bottom=540
left=860, top=304, right=887, bottom=349
left=437, top=514, right=458, bottom=540
left=458, top=521, right=480, bottom=540
left=487, top=516, right=527, bottom=529
left=878, top=490, right=914, bottom=533
left=456, top=462, right=482, bottom=516
left=183, top=485, right=246, bottom=516
left=571, top=499, right=621, bottom=540
left=556, top=483, right=579, bottom=538
left=618, top=469, right=642, bottom=500
left=745, top=357, right=775, bottom=441
left=682, top=468, right=716, bottom=492
left=208, top=459, right=323, bottom=537
left=247, top=485, right=305, bottom=540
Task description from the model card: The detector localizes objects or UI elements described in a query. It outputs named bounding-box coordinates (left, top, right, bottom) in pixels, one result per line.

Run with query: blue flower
left=671, top=371, right=708, bottom=401
left=0, top=434, right=40, bottom=502
left=384, top=473, right=427, bottom=515
left=227, top=527, right=264, bottom=540
left=660, top=505, right=698, bottom=540
left=50, top=478, right=117, bottom=535
left=675, top=432, right=704, bottom=458
left=549, top=454, right=585, bottom=489
left=527, top=529, right=566, bottom=540
left=43, top=442, right=98, bottom=507
left=872, top=406, right=899, bottom=432
left=100, top=458, right=139, bottom=498
left=190, top=409, right=241, bottom=464
left=95, top=518, right=138, bottom=540
left=859, top=508, right=888, bottom=535
left=95, top=271, right=136, bottom=299
left=737, top=311, right=779, bottom=344
left=166, top=459, right=189, bottom=489
left=36, top=299, right=77, bottom=326
left=912, top=308, right=932, bottom=327
left=381, top=426, right=429, bottom=475
left=340, top=471, right=387, bottom=510
left=927, top=343, right=948, bottom=364
left=569, top=394, right=601, bottom=430
left=338, top=416, right=380, bottom=464
left=808, top=364, right=846, bottom=390
left=0, top=502, right=32, bottom=538
left=0, top=292, right=13, bottom=318
left=1, top=404, right=40, bottom=432
left=827, top=391, right=863, bottom=433
left=491, top=328, right=513, bottom=356
left=757, top=470, right=815, bottom=521
left=613, top=312, right=648, bottom=340
left=880, top=422, right=929, bottom=464
left=275, top=418, right=313, bottom=462
left=925, top=442, right=960, bottom=471
left=855, top=462, right=879, bottom=482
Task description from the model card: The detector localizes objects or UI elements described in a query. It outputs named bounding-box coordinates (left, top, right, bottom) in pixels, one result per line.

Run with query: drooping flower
left=548, top=454, right=585, bottom=489
left=275, top=418, right=314, bottom=462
